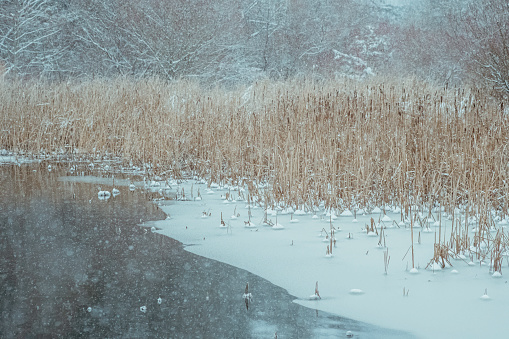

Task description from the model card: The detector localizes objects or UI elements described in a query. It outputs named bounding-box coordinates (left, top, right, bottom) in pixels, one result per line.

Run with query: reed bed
left=1, top=76, right=508, bottom=220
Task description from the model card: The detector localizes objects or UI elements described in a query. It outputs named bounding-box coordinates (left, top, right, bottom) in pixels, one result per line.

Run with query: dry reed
left=1, top=76, right=508, bottom=220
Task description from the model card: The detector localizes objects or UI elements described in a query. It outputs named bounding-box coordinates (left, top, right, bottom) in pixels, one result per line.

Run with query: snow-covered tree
left=456, top=0, right=509, bottom=95
left=0, top=0, right=64, bottom=78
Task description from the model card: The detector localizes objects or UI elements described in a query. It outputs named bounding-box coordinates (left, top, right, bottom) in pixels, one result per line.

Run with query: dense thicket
left=1, top=77, right=508, bottom=214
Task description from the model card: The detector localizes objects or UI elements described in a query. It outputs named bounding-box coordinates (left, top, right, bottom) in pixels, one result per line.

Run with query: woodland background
left=0, top=0, right=508, bottom=95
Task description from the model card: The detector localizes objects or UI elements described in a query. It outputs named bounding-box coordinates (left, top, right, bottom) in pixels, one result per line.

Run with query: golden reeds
left=1, top=76, right=508, bottom=219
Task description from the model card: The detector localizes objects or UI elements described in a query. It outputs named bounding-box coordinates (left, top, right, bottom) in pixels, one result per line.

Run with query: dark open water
left=0, top=162, right=413, bottom=338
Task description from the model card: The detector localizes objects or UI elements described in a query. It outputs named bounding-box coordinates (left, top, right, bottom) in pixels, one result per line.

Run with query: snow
left=272, top=223, right=285, bottom=230
left=0, top=153, right=36, bottom=164
left=154, top=181, right=509, bottom=339
left=97, top=190, right=111, bottom=199
left=340, top=210, right=353, bottom=217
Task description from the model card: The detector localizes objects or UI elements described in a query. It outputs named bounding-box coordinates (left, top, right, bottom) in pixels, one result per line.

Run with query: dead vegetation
left=1, top=76, right=508, bottom=220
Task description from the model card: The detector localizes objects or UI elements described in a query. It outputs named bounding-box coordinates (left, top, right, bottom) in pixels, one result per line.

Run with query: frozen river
left=0, top=162, right=409, bottom=338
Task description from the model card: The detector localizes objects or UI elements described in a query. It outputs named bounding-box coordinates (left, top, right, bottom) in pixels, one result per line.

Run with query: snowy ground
left=0, top=152, right=32, bottom=164
left=150, top=180, right=508, bottom=339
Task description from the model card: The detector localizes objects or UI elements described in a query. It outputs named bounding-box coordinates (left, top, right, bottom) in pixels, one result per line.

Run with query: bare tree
left=458, top=0, right=509, bottom=95
left=0, top=0, right=64, bottom=78
left=1, top=0, right=493, bottom=87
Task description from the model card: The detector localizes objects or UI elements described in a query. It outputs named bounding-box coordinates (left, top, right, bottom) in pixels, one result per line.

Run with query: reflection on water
left=0, top=163, right=412, bottom=338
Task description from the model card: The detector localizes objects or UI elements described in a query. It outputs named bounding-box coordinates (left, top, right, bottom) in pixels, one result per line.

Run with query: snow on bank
left=0, top=150, right=36, bottom=164
left=154, top=181, right=509, bottom=339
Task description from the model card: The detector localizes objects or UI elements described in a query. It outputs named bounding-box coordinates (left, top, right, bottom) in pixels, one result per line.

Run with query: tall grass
left=1, top=76, right=508, bottom=215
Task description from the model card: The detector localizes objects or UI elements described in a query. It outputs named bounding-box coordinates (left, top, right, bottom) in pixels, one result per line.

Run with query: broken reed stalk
left=492, top=231, right=503, bottom=274
left=330, top=214, right=333, bottom=255
left=410, top=204, right=415, bottom=269
left=384, top=248, right=390, bottom=275
left=378, top=226, right=386, bottom=248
